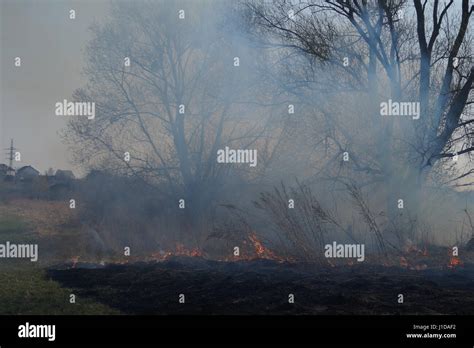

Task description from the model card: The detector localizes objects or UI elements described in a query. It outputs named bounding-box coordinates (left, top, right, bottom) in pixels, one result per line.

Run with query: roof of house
left=0, top=163, right=10, bottom=170
left=17, top=165, right=40, bottom=174
left=55, top=169, right=75, bottom=179
left=0, top=164, right=15, bottom=176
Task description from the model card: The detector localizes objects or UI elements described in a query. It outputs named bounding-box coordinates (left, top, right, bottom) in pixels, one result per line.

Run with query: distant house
left=55, top=169, right=75, bottom=181
left=48, top=170, right=75, bottom=199
left=16, top=165, right=40, bottom=181
left=86, top=169, right=105, bottom=179
left=0, top=163, right=15, bottom=179
left=0, top=164, right=9, bottom=176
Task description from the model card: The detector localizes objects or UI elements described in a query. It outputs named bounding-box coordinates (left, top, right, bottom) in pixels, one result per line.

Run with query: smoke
left=1, top=0, right=473, bottom=256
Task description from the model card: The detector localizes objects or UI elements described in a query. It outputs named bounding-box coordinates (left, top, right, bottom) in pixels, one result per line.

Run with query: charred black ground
left=47, top=256, right=474, bottom=315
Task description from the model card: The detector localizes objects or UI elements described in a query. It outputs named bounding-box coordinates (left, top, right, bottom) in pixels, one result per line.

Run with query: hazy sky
left=1, top=0, right=109, bottom=175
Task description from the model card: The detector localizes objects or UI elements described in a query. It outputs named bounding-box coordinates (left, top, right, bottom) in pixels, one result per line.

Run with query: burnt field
left=47, top=256, right=474, bottom=315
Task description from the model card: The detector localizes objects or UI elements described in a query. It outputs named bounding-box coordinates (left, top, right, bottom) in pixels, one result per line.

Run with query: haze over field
left=1, top=0, right=108, bottom=174
left=0, top=1, right=474, bottom=325
left=1, top=0, right=473, bottom=251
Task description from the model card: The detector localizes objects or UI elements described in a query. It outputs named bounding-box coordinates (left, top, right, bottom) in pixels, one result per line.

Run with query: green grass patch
left=0, top=212, right=36, bottom=244
left=0, top=264, right=120, bottom=314
left=0, top=213, right=29, bottom=234
left=0, top=211, right=120, bottom=314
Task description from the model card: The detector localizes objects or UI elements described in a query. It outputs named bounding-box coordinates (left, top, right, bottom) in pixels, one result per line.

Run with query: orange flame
left=448, top=256, right=462, bottom=268
left=148, top=233, right=284, bottom=262
left=248, top=233, right=281, bottom=260
left=71, top=256, right=80, bottom=268
left=149, top=243, right=202, bottom=261
left=400, top=256, right=408, bottom=268
left=175, top=243, right=202, bottom=257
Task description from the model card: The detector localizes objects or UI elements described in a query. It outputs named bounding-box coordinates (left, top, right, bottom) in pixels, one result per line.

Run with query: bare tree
left=64, top=1, right=274, bottom=242
left=245, top=0, right=473, bottom=227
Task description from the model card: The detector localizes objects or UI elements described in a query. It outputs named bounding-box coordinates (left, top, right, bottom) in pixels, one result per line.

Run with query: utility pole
left=8, top=139, right=14, bottom=169
left=4, top=138, right=18, bottom=175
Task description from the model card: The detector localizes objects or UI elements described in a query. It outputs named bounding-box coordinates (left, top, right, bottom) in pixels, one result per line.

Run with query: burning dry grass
left=0, top=197, right=472, bottom=316
left=252, top=182, right=336, bottom=262
left=1, top=197, right=470, bottom=272
left=133, top=232, right=285, bottom=263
